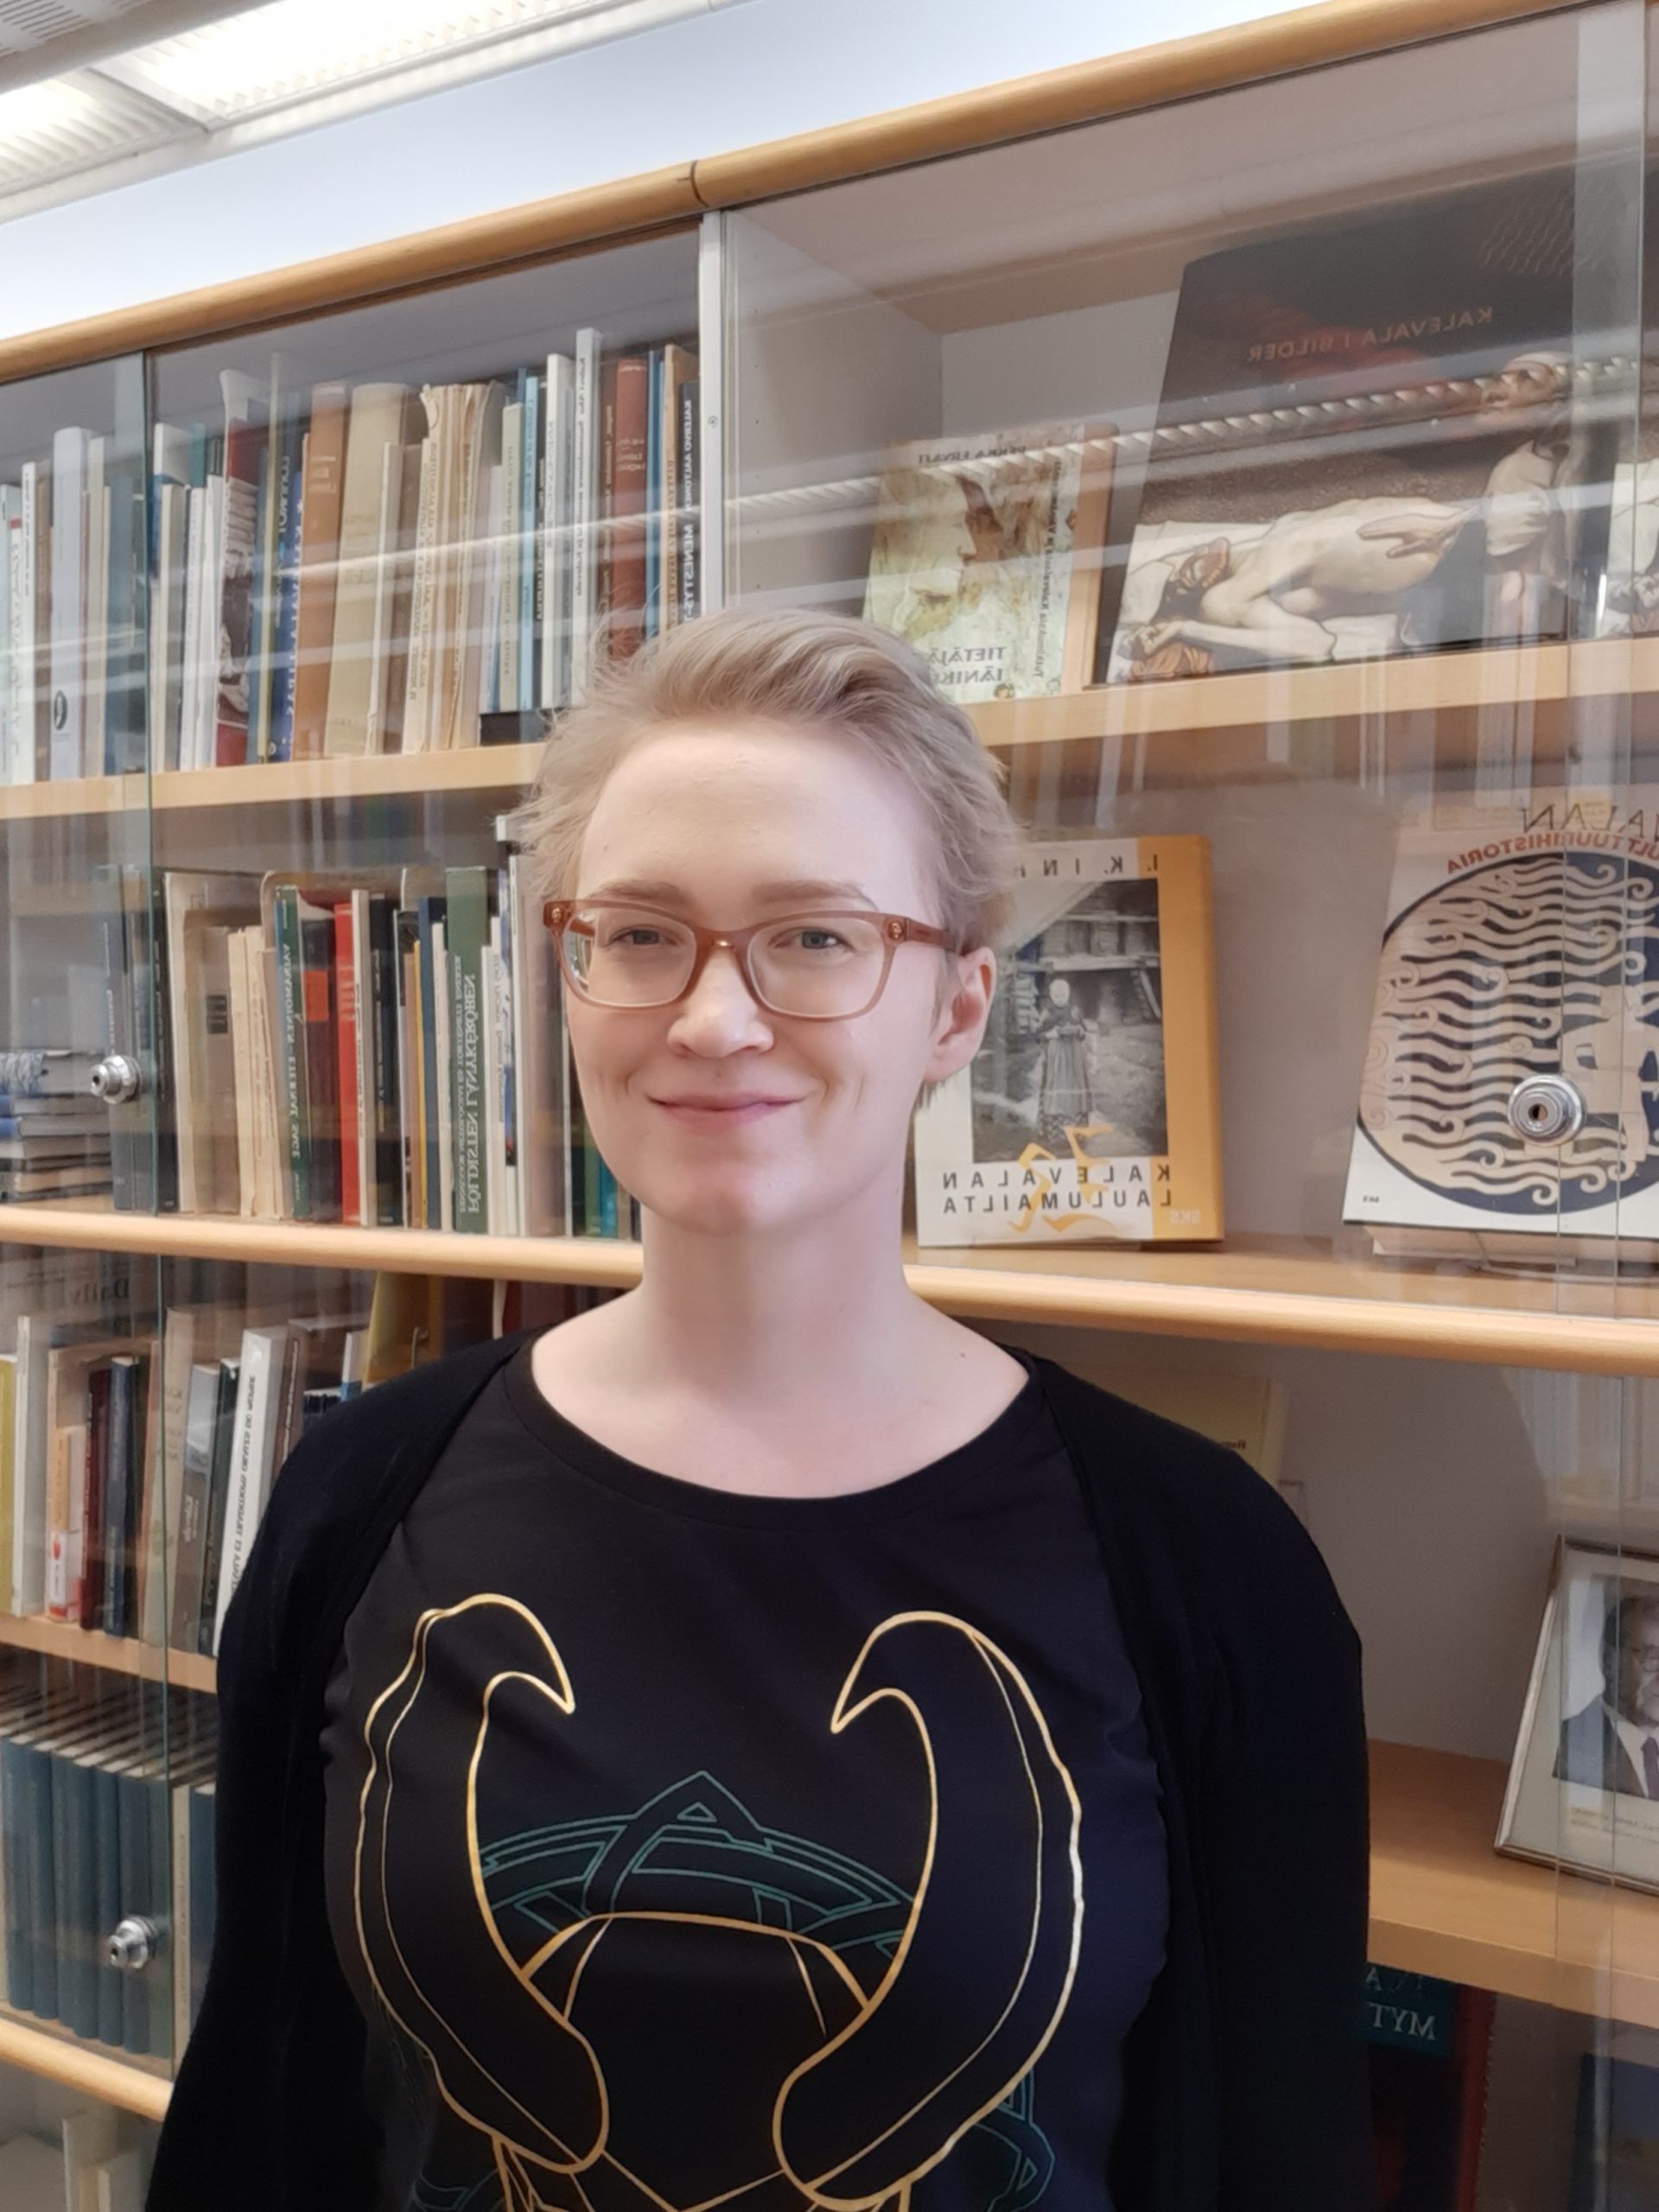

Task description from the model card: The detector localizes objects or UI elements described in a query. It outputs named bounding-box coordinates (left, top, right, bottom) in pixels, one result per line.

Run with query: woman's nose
left=668, top=945, right=773, bottom=1052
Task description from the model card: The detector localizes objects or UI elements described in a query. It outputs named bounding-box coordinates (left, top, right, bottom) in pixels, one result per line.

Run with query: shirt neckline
left=500, top=1335, right=1046, bottom=1529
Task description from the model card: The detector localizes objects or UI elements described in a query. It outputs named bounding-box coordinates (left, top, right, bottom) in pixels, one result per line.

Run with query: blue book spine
left=644, top=349, right=662, bottom=641
left=268, top=416, right=305, bottom=765
left=0, top=1738, right=33, bottom=2013
left=55, top=1745, right=99, bottom=2038
left=20, top=1739, right=56, bottom=2018
left=187, top=1786, right=215, bottom=2042
left=116, top=1770, right=149, bottom=2052
left=519, top=372, right=540, bottom=709
left=92, top=1764, right=123, bottom=2046
left=145, top=1772, right=170, bottom=2056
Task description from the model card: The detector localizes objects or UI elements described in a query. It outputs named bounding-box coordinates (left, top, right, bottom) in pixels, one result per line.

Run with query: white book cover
left=211, top=1323, right=289, bottom=1650
left=48, top=425, right=91, bottom=778
left=84, top=437, right=108, bottom=773
left=149, top=480, right=187, bottom=772
left=92, top=2149, right=144, bottom=2212
left=0, top=484, right=15, bottom=785
left=499, top=399, right=523, bottom=709
left=1343, top=788, right=1659, bottom=1251
left=17, top=461, right=43, bottom=784
left=541, top=351, right=575, bottom=712
left=477, top=461, right=505, bottom=716
left=61, top=2107, right=119, bottom=2212
left=569, top=329, right=600, bottom=704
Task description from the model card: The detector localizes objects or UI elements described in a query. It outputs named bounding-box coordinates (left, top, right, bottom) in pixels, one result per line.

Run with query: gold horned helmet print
left=353, top=1594, right=1085, bottom=2211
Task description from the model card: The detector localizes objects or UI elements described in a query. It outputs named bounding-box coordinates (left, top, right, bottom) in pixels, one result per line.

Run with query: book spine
left=499, top=399, right=522, bottom=711
left=520, top=371, right=540, bottom=711
left=570, top=333, right=599, bottom=702
left=194, top=1360, right=238, bottom=1658
left=247, top=440, right=274, bottom=764
left=24, top=1732, right=57, bottom=2018
left=290, top=384, right=348, bottom=760
left=334, top=900, right=361, bottom=1227
left=401, top=424, right=440, bottom=753
left=103, top=1356, right=136, bottom=1637
left=168, top=1366, right=214, bottom=1654
left=367, top=896, right=402, bottom=1227
left=79, top=1365, right=111, bottom=1630
left=416, top=898, right=446, bottom=1230
left=214, top=384, right=267, bottom=766
left=0, top=1736, right=31, bottom=2013
left=446, top=869, right=489, bottom=1236
left=115, top=1768, right=147, bottom=2050
left=299, top=910, right=341, bottom=1221
left=93, top=1760, right=124, bottom=2046
left=49, top=429, right=89, bottom=778
left=55, top=1739, right=98, bottom=2037
left=644, top=348, right=662, bottom=642
left=677, top=378, right=701, bottom=625
left=268, top=418, right=305, bottom=764
left=540, top=355, right=574, bottom=712
left=272, top=887, right=310, bottom=1219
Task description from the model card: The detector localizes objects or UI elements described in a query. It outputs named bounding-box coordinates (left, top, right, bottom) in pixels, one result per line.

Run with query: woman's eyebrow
left=584, top=878, right=876, bottom=908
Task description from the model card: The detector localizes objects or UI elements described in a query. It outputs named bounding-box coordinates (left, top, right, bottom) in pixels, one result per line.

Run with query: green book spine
left=444, top=867, right=491, bottom=1236
left=271, top=887, right=309, bottom=1219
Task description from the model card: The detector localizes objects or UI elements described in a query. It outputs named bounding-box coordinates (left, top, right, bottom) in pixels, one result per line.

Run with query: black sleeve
left=1200, top=1473, right=1377, bottom=2212
left=145, top=1432, right=383, bottom=2212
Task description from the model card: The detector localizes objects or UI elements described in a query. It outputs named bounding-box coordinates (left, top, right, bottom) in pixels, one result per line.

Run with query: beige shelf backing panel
left=0, top=2006, right=171, bottom=2120
left=1, top=1210, right=1656, bottom=1376
left=1370, top=1741, right=1659, bottom=2032
left=0, top=1612, right=215, bottom=1694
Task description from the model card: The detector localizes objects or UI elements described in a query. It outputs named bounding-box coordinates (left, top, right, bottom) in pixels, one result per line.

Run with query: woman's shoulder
left=1025, top=1351, right=1358, bottom=1663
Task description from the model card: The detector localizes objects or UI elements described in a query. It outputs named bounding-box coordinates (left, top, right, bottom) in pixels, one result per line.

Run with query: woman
left=146, top=608, right=1373, bottom=2212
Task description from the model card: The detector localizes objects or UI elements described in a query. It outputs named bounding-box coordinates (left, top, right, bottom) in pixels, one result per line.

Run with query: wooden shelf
left=0, top=1208, right=1654, bottom=1375
left=1370, top=1741, right=1659, bottom=2031
left=973, top=634, right=1659, bottom=767
left=1, top=638, right=1656, bottom=827
left=0, top=1735, right=1638, bottom=2125
left=0, top=1614, right=214, bottom=1694
left=0, top=744, right=544, bottom=826
left=0, top=2004, right=170, bottom=2121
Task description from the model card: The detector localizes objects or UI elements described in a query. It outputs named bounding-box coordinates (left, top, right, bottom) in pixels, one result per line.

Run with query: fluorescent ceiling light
left=99, top=0, right=732, bottom=124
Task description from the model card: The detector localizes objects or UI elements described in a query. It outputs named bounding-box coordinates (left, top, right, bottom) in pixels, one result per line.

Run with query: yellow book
left=913, top=832, right=1223, bottom=1247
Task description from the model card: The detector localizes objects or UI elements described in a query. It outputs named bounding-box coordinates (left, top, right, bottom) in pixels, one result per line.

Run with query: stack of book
left=147, top=334, right=700, bottom=773
left=0, top=1662, right=216, bottom=2062
left=0, top=434, right=146, bottom=785
left=96, top=851, right=635, bottom=1240
left=0, top=1052, right=111, bottom=1206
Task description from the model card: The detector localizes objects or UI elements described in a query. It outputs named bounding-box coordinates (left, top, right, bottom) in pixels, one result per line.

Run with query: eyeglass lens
left=564, top=905, right=889, bottom=1015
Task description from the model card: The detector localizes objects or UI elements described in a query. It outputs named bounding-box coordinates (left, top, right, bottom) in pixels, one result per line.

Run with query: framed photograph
left=1498, top=1540, right=1659, bottom=1891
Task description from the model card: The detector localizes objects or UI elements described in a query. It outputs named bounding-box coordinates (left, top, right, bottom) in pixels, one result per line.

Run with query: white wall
left=0, top=0, right=1282, bottom=341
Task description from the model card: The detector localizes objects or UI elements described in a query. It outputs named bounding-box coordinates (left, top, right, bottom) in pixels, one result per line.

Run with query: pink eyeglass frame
left=542, top=897, right=957, bottom=1019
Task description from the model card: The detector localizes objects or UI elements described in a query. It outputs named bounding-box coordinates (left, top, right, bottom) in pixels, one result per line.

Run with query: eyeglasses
left=543, top=897, right=957, bottom=1020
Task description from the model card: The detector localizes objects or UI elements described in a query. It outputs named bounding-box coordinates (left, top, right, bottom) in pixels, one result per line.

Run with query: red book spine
left=334, top=899, right=361, bottom=1227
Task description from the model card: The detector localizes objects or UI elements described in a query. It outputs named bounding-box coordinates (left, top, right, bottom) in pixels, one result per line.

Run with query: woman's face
left=564, top=719, right=995, bottom=1239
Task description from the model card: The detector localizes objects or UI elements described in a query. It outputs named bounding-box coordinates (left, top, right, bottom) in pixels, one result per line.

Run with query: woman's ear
left=924, top=946, right=997, bottom=1085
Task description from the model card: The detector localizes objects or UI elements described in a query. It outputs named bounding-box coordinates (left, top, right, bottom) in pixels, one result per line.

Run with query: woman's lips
left=649, top=1095, right=799, bottom=1127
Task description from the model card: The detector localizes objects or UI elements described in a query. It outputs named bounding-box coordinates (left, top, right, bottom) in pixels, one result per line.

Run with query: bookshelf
left=0, top=0, right=1651, bottom=2182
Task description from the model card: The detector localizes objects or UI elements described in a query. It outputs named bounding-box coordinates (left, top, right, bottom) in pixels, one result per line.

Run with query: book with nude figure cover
left=1103, top=165, right=1613, bottom=685
left=912, top=834, right=1222, bottom=1248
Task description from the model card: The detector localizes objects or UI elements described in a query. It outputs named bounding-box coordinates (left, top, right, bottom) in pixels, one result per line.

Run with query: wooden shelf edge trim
left=690, top=0, right=1580, bottom=212
left=0, top=169, right=701, bottom=384
left=0, top=0, right=1579, bottom=385
left=0, top=1208, right=1654, bottom=1374
left=0, top=1612, right=216, bottom=1692
left=0, top=2012, right=170, bottom=2121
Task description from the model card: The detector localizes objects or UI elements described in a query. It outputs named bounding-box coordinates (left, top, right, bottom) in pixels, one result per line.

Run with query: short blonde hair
left=502, top=606, right=1020, bottom=951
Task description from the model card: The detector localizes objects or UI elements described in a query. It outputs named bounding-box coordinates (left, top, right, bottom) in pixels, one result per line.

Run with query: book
left=214, top=370, right=270, bottom=766
left=210, top=1325, right=289, bottom=1652
left=862, top=421, right=1112, bottom=701
left=1341, top=788, right=1659, bottom=1262
left=1571, top=2052, right=1659, bottom=2210
left=1363, top=1967, right=1492, bottom=2210
left=291, top=382, right=349, bottom=759
left=1107, top=166, right=1596, bottom=684
left=913, top=834, right=1224, bottom=1246
left=604, top=352, right=651, bottom=664
left=540, top=351, right=576, bottom=710
left=324, top=382, right=421, bottom=756
left=48, top=427, right=90, bottom=778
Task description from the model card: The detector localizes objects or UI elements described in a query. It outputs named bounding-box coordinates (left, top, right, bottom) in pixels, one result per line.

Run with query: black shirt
left=319, top=1338, right=1168, bottom=2212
